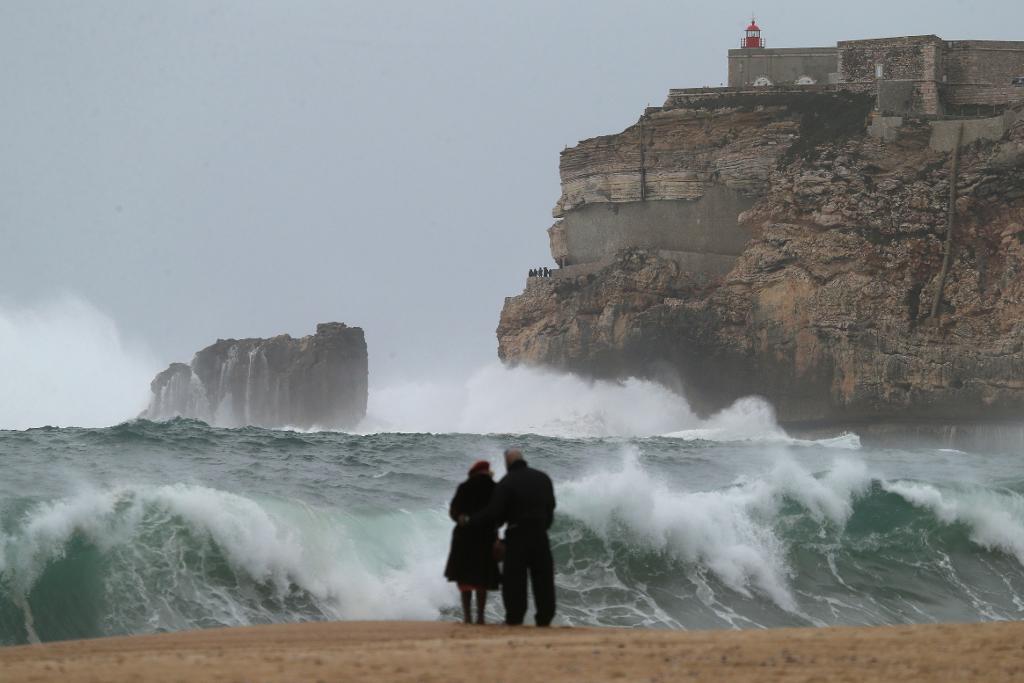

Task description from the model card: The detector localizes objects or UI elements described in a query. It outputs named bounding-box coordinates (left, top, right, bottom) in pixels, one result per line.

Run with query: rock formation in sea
left=498, top=88, right=1024, bottom=434
left=145, top=323, right=368, bottom=429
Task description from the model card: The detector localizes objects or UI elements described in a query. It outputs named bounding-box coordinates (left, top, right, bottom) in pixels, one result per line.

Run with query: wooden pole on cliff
left=929, top=122, right=965, bottom=322
left=638, top=114, right=647, bottom=201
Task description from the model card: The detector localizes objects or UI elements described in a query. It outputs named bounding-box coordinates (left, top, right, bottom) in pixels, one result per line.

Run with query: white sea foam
left=558, top=449, right=873, bottom=612
left=0, top=296, right=157, bottom=430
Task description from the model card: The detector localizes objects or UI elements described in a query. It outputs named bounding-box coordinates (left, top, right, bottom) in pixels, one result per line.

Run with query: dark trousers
left=501, top=528, right=555, bottom=626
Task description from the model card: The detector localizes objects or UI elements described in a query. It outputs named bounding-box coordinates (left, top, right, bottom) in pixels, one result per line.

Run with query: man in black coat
left=464, top=448, right=557, bottom=626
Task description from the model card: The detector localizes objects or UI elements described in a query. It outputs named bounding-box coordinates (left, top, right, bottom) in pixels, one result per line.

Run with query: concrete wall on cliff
left=547, top=91, right=873, bottom=275
left=549, top=188, right=754, bottom=267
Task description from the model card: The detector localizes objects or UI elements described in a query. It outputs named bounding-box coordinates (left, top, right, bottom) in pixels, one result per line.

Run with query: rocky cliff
left=145, top=323, right=368, bottom=430
left=499, top=89, right=1024, bottom=433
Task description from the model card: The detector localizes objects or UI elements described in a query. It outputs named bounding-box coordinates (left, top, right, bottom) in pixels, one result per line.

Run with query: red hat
left=468, top=460, right=492, bottom=476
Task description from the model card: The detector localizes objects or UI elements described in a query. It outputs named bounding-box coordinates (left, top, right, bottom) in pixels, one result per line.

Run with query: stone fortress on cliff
left=539, top=20, right=1024, bottom=283
left=730, top=20, right=1024, bottom=116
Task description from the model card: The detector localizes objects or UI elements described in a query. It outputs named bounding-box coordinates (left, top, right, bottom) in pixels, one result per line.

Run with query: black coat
left=444, top=475, right=501, bottom=588
left=473, top=460, right=556, bottom=530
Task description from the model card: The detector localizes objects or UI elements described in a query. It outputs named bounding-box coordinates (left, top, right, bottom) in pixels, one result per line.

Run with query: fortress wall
left=942, top=41, right=1024, bottom=111
left=727, top=47, right=838, bottom=87
left=703, top=38, right=1023, bottom=119
left=876, top=80, right=943, bottom=116
left=839, top=36, right=944, bottom=113
left=838, top=35, right=943, bottom=83
left=550, top=188, right=754, bottom=268
left=877, top=81, right=917, bottom=115
left=943, top=41, right=1024, bottom=85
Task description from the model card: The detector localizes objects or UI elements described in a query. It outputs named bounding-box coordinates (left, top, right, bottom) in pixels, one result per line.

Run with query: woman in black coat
left=444, top=460, right=501, bottom=624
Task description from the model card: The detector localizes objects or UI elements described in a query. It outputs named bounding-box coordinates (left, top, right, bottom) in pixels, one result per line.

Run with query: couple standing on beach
left=444, top=448, right=557, bottom=626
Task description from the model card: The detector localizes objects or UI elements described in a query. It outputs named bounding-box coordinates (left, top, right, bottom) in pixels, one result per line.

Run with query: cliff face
left=145, top=323, right=368, bottom=430
left=499, top=92, right=1024, bottom=428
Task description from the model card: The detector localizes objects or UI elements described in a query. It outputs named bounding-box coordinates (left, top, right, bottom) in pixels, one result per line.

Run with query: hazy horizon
left=1, top=0, right=1018, bottom=425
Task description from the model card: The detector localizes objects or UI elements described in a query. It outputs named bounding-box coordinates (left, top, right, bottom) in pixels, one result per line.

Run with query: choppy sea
left=4, top=367, right=1024, bottom=644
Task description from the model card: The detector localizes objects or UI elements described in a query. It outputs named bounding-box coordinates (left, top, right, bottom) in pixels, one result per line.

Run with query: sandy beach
left=2, top=620, right=1024, bottom=682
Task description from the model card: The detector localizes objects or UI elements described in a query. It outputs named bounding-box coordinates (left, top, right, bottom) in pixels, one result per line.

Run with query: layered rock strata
left=145, top=323, right=368, bottom=429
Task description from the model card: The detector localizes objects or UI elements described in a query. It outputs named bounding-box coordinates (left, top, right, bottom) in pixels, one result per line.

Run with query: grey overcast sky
left=0, top=0, right=1014, bottom=383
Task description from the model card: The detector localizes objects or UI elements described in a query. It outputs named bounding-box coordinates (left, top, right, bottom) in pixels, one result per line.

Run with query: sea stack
left=497, top=32, right=1024, bottom=444
left=145, top=323, right=368, bottom=429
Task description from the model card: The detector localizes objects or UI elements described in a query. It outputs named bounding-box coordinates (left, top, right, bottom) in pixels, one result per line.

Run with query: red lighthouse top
left=742, top=18, right=765, bottom=48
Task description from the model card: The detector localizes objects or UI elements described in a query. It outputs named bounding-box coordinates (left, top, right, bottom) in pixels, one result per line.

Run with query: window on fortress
left=875, top=64, right=884, bottom=79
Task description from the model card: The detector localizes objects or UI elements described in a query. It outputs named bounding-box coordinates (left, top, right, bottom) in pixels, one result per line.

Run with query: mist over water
left=0, top=293, right=776, bottom=439
left=0, top=297, right=157, bottom=430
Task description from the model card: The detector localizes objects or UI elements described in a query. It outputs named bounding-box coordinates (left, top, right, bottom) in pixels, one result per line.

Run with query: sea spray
left=660, top=396, right=786, bottom=442
left=362, top=368, right=861, bottom=445
left=0, top=296, right=156, bottom=430
left=361, top=363, right=698, bottom=437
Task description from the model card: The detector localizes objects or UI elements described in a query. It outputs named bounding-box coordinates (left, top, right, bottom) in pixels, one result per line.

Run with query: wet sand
left=2, top=620, right=1023, bottom=682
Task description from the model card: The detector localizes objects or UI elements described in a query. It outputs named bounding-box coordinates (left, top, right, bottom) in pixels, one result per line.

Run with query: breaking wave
left=559, top=450, right=872, bottom=616
left=5, top=439, right=1024, bottom=643
left=0, top=483, right=451, bottom=644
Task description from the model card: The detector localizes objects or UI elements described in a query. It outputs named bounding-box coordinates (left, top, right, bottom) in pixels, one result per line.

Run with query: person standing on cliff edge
left=462, top=448, right=557, bottom=626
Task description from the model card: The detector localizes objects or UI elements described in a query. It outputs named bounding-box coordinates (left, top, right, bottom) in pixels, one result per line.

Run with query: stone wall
left=877, top=80, right=920, bottom=116
left=944, top=85, right=1024, bottom=110
left=943, top=41, right=1024, bottom=86
left=727, top=47, right=838, bottom=87
left=838, top=35, right=942, bottom=82
left=838, top=35, right=943, bottom=114
left=835, top=36, right=1024, bottom=115
left=942, top=41, right=1024, bottom=113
